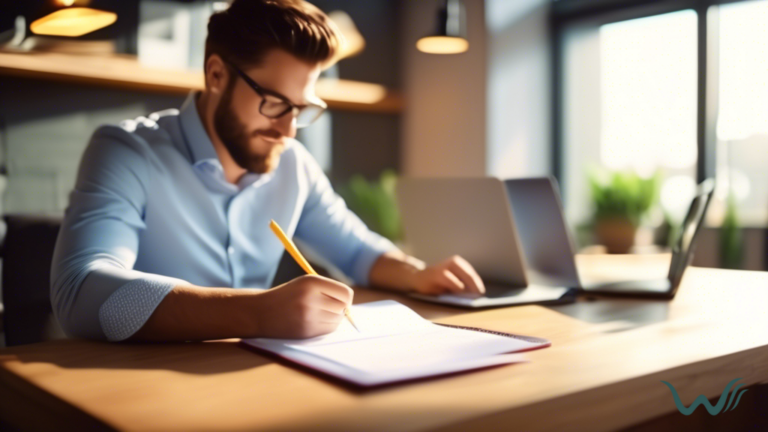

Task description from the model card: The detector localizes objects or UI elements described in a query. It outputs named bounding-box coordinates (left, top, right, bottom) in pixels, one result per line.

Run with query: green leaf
left=588, top=168, right=661, bottom=226
left=338, top=171, right=402, bottom=241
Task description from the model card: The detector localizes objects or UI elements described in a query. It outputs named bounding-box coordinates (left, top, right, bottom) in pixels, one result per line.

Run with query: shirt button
left=228, top=246, right=235, bottom=255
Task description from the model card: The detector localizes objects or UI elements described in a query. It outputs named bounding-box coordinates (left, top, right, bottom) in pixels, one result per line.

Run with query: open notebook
left=241, top=300, right=550, bottom=387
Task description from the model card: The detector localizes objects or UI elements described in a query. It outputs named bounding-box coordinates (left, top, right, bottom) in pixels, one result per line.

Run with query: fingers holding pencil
left=269, top=220, right=360, bottom=333
left=256, top=275, right=353, bottom=338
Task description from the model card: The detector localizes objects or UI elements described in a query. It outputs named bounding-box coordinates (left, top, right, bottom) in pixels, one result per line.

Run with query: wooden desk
left=2, top=256, right=768, bottom=431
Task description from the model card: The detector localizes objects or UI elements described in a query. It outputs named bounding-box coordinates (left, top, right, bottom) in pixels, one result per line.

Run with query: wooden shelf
left=0, top=50, right=403, bottom=114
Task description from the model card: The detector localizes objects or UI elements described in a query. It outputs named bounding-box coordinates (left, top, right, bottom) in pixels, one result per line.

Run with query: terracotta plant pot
left=594, top=218, right=638, bottom=254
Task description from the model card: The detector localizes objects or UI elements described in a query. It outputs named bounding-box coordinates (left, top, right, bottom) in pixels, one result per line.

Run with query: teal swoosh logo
left=662, top=378, right=748, bottom=415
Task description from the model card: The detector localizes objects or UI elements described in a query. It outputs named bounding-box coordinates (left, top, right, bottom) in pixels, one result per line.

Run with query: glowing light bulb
left=416, top=36, right=469, bottom=54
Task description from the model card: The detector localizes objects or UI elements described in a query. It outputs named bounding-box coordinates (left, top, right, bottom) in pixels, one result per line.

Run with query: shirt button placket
left=226, top=195, right=240, bottom=286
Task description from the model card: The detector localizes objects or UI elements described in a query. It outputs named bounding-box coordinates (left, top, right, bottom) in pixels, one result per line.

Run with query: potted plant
left=337, top=169, right=402, bottom=242
left=588, top=169, right=660, bottom=254
left=720, top=192, right=743, bottom=269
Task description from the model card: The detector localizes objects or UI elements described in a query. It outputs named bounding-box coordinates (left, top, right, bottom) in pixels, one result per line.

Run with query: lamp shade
left=328, top=10, right=366, bottom=61
left=30, top=7, right=117, bottom=38
left=417, top=0, right=468, bottom=54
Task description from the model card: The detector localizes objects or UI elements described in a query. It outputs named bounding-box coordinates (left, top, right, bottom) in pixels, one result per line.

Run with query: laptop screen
left=668, top=179, right=715, bottom=287
left=503, top=177, right=581, bottom=288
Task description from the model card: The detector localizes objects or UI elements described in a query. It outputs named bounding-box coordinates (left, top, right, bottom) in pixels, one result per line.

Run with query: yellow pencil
left=269, top=220, right=360, bottom=332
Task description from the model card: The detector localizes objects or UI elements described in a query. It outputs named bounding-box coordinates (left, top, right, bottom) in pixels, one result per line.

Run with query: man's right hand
left=128, top=275, right=353, bottom=342
left=253, top=275, right=354, bottom=339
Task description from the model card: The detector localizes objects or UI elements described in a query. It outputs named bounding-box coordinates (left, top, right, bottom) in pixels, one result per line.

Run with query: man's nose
left=271, top=112, right=296, bottom=139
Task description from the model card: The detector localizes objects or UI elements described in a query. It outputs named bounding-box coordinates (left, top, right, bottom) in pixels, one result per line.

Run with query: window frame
left=550, top=0, right=754, bottom=190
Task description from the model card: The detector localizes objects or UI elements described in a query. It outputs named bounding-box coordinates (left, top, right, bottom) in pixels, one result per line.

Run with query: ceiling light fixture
left=416, top=0, right=468, bottom=55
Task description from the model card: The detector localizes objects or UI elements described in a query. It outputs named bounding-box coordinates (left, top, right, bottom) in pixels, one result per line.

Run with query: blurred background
left=0, top=0, right=765, bottom=307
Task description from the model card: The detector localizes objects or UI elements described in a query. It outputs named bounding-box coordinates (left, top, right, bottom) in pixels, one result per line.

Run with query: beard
left=213, top=83, right=284, bottom=174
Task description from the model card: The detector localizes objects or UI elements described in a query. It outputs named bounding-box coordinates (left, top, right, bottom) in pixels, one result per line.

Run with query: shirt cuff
left=98, top=275, right=185, bottom=342
left=350, top=235, right=397, bottom=287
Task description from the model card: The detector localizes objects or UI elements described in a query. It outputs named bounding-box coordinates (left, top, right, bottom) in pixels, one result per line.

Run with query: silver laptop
left=396, top=177, right=577, bottom=308
left=503, top=176, right=715, bottom=299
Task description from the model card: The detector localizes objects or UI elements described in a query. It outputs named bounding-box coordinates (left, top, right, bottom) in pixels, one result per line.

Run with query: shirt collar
left=179, top=91, right=219, bottom=165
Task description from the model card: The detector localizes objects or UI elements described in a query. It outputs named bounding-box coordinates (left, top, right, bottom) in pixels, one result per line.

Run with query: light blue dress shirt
left=50, top=92, right=396, bottom=342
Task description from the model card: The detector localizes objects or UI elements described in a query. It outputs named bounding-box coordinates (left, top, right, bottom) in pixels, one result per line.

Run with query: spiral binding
left=436, top=323, right=549, bottom=344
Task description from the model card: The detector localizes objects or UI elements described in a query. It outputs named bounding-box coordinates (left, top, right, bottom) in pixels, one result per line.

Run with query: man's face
left=213, top=49, right=322, bottom=174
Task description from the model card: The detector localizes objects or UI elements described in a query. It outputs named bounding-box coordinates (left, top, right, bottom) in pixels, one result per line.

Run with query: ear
left=204, top=54, right=230, bottom=96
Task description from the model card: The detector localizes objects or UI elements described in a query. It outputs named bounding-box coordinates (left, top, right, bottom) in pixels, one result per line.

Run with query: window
left=561, top=9, right=699, bottom=226
left=713, top=0, right=768, bottom=226
left=600, top=11, right=698, bottom=175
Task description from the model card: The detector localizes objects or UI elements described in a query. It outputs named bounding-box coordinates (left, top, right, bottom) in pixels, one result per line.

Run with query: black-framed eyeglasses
left=226, top=61, right=327, bottom=129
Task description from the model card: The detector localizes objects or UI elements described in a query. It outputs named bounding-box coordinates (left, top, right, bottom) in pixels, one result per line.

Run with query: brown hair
left=205, top=0, right=342, bottom=70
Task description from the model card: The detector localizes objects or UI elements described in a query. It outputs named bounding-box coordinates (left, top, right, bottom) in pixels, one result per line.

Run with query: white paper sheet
left=242, top=300, right=544, bottom=386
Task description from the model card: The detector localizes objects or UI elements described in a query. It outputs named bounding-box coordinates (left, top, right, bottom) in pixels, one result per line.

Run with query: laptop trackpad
left=583, top=278, right=672, bottom=294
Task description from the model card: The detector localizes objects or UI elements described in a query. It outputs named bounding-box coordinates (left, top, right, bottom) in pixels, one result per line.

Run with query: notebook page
left=289, top=324, right=537, bottom=374
left=247, top=300, right=435, bottom=348
left=240, top=300, right=542, bottom=386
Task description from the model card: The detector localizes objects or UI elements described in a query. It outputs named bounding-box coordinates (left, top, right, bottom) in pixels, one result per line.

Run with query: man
left=51, top=0, right=485, bottom=343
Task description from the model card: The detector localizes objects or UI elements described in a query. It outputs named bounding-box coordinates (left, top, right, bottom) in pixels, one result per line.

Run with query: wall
left=400, top=0, right=487, bottom=177
left=0, top=77, right=184, bottom=216
left=400, top=0, right=552, bottom=179
left=485, top=0, right=552, bottom=178
left=693, top=227, right=766, bottom=271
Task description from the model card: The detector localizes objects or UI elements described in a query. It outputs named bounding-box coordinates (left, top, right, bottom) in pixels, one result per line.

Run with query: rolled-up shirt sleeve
left=294, top=145, right=397, bottom=286
left=50, top=126, right=187, bottom=342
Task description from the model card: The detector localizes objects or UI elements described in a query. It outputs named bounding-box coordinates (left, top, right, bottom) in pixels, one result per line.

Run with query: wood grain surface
left=2, top=255, right=767, bottom=431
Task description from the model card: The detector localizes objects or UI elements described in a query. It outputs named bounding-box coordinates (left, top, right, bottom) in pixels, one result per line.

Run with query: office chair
left=1, top=215, right=64, bottom=346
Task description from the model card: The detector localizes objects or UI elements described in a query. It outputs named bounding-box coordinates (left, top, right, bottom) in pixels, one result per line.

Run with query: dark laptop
left=504, top=177, right=715, bottom=299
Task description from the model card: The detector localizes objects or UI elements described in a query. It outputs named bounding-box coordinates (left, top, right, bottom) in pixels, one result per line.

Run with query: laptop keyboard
left=483, top=285, right=527, bottom=298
